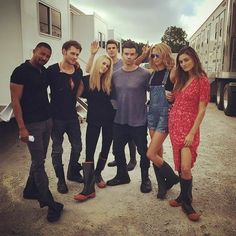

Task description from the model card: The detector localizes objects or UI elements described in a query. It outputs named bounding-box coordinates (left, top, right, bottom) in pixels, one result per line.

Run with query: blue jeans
left=26, top=118, right=53, bottom=205
left=51, top=118, right=82, bottom=168
left=113, top=123, right=150, bottom=174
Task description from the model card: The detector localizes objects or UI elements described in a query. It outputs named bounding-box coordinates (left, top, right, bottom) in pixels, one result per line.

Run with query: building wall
left=0, top=0, right=22, bottom=106
left=71, top=13, right=108, bottom=72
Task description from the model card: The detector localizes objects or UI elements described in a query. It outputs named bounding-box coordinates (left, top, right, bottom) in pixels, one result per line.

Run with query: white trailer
left=189, top=0, right=236, bottom=116
left=0, top=0, right=71, bottom=119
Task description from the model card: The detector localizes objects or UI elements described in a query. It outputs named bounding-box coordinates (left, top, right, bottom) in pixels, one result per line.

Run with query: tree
left=161, top=26, right=189, bottom=53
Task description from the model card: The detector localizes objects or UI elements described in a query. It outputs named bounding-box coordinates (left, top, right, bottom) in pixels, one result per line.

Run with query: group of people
left=10, top=38, right=209, bottom=223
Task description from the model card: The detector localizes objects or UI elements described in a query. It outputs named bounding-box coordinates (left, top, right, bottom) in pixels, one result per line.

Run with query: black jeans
left=26, top=118, right=53, bottom=205
left=113, top=123, right=150, bottom=173
left=51, top=118, right=82, bottom=168
left=86, top=123, right=113, bottom=162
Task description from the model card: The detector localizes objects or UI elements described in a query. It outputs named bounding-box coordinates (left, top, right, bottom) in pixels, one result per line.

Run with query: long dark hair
left=174, top=46, right=207, bottom=91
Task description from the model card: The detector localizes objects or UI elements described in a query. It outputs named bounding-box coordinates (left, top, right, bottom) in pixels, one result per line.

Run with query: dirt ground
left=0, top=103, right=236, bottom=236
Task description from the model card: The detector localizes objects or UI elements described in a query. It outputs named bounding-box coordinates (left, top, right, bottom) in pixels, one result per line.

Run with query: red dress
left=168, top=76, right=210, bottom=171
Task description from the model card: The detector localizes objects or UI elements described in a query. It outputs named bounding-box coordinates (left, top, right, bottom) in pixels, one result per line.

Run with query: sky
left=70, top=0, right=223, bottom=44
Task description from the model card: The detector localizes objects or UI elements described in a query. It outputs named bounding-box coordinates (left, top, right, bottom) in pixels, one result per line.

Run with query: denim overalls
left=147, top=70, right=170, bottom=133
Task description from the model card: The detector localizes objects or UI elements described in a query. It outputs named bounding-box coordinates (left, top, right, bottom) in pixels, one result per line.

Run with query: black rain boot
left=181, top=178, right=200, bottom=221
left=169, top=175, right=193, bottom=207
left=140, top=168, right=152, bottom=193
left=74, top=162, right=96, bottom=202
left=127, top=140, right=137, bottom=171
left=46, top=190, right=64, bottom=222
left=95, top=154, right=107, bottom=188
left=54, top=165, right=68, bottom=194
left=23, top=175, right=40, bottom=200
left=67, top=162, right=83, bottom=183
left=158, top=161, right=179, bottom=190
left=107, top=166, right=130, bottom=186
left=153, top=164, right=167, bottom=199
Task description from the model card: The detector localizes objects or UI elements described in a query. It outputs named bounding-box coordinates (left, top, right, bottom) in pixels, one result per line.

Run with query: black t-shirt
left=46, top=63, right=83, bottom=120
left=10, top=61, right=51, bottom=123
left=150, top=68, right=174, bottom=91
left=82, top=75, right=115, bottom=126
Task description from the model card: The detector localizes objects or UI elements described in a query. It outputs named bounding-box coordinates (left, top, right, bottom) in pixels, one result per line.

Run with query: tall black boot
left=169, top=175, right=193, bottom=207
left=158, top=161, right=179, bottom=190
left=67, top=162, right=83, bottom=183
left=74, top=162, right=96, bottom=202
left=127, top=140, right=137, bottom=171
left=54, top=165, right=68, bottom=194
left=23, top=175, right=40, bottom=200
left=45, top=190, right=64, bottom=222
left=181, top=178, right=200, bottom=221
left=95, top=154, right=107, bottom=188
left=153, top=164, right=167, bottom=199
left=140, top=168, right=152, bottom=193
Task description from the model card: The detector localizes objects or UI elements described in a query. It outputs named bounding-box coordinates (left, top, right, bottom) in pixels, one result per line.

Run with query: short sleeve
left=10, top=66, right=26, bottom=85
left=199, top=76, right=210, bottom=104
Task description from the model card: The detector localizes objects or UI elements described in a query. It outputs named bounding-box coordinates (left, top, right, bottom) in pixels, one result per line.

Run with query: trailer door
left=230, top=1, right=236, bottom=71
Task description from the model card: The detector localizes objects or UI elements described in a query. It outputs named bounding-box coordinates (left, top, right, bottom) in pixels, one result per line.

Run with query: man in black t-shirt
left=10, top=42, right=63, bottom=222
left=46, top=40, right=84, bottom=194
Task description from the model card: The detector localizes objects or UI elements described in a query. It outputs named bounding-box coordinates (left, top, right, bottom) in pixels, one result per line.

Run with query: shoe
left=169, top=196, right=182, bottom=207
left=94, top=155, right=107, bottom=188
left=182, top=202, right=201, bottom=221
left=57, top=180, right=68, bottom=194
left=140, top=169, right=152, bottom=193
left=95, top=173, right=106, bottom=188
left=153, top=164, right=167, bottom=199
left=107, top=175, right=130, bottom=186
left=107, top=160, right=117, bottom=167
left=140, top=178, right=152, bottom=193
left=74, top=162, right=95, bottom=202
left=74, top=192, right=96, bottom=202
left=47, top=202, right=64, bottom=222
left=127, top=160, right=137, bottom=171
left=180, top=177, right=200, bottom=221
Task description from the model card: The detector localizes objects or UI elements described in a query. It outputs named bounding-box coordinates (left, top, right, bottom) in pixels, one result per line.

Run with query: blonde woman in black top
left=74, top=55, right=115, bottom=202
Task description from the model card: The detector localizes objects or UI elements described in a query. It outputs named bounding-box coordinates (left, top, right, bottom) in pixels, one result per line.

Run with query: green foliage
left=161, top=26, right=189, bottom=53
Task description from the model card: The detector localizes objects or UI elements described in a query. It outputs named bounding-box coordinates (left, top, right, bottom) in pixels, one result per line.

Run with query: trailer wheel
left=216, top=80, right=225, bottom=110
left=223, top=83, right=236, bottom=116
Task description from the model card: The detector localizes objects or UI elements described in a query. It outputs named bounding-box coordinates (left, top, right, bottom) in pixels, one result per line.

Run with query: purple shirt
left=112, top=67, right=150, bottom=126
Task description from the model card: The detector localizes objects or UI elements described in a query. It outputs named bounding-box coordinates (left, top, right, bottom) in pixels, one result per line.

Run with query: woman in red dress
left=168, top=46, right=210, bottom=221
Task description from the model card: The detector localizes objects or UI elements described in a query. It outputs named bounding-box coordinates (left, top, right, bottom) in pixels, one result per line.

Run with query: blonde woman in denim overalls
left=147, top=43, right=179, bottom=199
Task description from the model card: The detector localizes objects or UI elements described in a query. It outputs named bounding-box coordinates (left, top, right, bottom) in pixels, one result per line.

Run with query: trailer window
left=39, top=2, right=61, bottom=38
left=98, top=32, right=106, bottom=49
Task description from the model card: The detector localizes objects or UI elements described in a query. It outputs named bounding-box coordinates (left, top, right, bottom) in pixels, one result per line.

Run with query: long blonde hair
left=89, top=55, right=113, bottom=95
left=149, top=43, right=175, bottom=71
